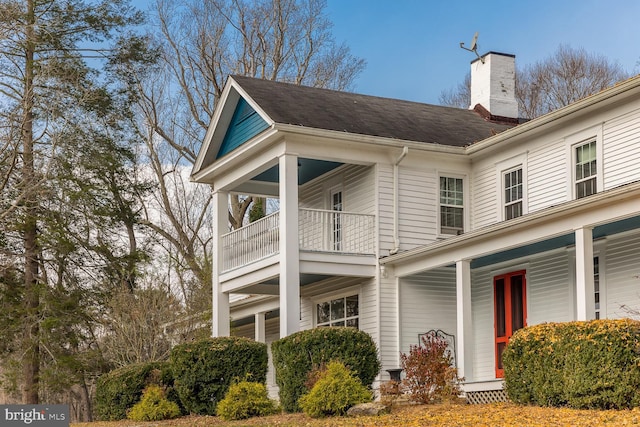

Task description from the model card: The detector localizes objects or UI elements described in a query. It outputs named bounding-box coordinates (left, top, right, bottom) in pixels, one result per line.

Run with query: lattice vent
left=465, top=389, right=508, bottom=404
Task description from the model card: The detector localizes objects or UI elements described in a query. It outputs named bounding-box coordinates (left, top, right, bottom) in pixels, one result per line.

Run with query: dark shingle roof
left=231, top=75, right=517, bottom=147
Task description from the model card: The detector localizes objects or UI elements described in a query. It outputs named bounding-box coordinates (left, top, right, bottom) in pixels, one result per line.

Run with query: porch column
left=212, top=189, right=230, bottom=337
left=575, top=227, right=595, bottom=321
left=255, top=312, right=266, bottom=343
left=279, top=153, right=300, bottom=338
left=456, top=259, right=473, bottom=380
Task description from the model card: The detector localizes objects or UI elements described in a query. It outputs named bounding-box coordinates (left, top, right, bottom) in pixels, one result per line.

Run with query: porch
left=385, top=181, right=640, bottom=393
left=221, top=208, right=376, bottom=273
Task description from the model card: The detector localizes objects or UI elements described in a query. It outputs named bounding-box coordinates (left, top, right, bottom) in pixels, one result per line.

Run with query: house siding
left=378, top=275, right=399, bottom=374
left=527, top=251, right=573, bottom=325
left=527, top=141, right=567, bottom=212
left=471, top=268, right=494, bottom=381
left=399, top=268, right=457, bottom=354
left=604, top=231, right=640, bottom=317
left=603, top=108, right=640, bottom=190
left=299, top=164, right=374, bottom=213
left=398, top=167, right=437, bottom=248
left=471, top=164, right=498, bottom=229
left=217, top=98, right=269, bottom=158
left=378, top=163, right=395, bottom=255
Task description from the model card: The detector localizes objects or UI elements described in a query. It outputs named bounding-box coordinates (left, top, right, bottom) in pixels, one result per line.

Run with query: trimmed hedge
left=271, top=327, right=380, bottom=412
left=95, top=361, right=177, bottom=421
left=503, top=319, right=640, bottom=409
left=170, top=336, right=268, bottom=415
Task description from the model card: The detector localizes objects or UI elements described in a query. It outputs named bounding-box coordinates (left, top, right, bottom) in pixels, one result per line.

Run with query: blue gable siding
left=217, top=98, right=269, bottom=159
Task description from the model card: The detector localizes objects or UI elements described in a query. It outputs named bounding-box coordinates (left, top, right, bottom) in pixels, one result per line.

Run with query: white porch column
left=575, top=227, right=595, bottom=321
left=212, top=189, right=230, bottom=337
left=456, top=259, right=473, bottom=381
left=279, top=153, right=300, bottom=338
left=255, top=312, right=266, bottom=343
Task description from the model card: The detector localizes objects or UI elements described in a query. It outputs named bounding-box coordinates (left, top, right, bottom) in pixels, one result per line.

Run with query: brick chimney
left=470, top=52, right=518, bottom=120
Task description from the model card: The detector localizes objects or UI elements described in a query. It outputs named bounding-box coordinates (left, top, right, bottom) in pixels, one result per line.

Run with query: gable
left=217, top=97, right=269, bottom=159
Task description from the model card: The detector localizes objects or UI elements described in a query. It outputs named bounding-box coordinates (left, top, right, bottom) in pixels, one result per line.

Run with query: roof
left=231, top=75, right=517, bottom=147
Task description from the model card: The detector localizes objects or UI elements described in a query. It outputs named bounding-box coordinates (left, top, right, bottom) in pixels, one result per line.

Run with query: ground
left=73, top=402, right=640, bottom=427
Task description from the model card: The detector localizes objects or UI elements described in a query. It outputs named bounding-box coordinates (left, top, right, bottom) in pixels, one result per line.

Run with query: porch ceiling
left=235, top=273, right=332, bottom=295
left=251, top=158, right=343, bottom=185
left=471, top=215, right=640, bottom=269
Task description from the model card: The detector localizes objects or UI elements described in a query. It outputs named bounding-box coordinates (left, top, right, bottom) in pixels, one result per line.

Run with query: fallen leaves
left=72, top=402, right=640, bottom=427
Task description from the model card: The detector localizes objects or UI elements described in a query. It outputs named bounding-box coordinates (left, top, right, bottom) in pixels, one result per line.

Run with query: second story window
left=504, top=168, right=523, bottom=220
left=575, top=140, right=597, bottom=199
left=440, top=176, right=464, bottom=235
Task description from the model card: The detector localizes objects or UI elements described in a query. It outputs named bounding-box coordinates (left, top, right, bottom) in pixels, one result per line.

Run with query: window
left=330, top=189, right=343, bottom=251
left=504, top=167, right=523, bottom=220
left=575, top=140, right=597, bottom=199
left=440, top=177, right=464, bottom=235
left=594, top=256, right=600, bottom=320
left=494, top=271, right=526, bottom=378
left=316, top=295, right=359, bottom=328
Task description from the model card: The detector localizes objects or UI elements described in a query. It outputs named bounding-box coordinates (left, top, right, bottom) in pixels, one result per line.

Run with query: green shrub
left=170, top=336, right=268, bottom=415
left=400, top=331, right=462, bottom=404
left=271, top=327, right=380, bottom=412
left=503, top=319, right=640, bottom=409
left=127, top=385, right=181, bottom=421
left=95, top=361, right=179, bottom=421
left=299, top=361, right=372, bottom=418
left=216, top=380, right=279, bottom=421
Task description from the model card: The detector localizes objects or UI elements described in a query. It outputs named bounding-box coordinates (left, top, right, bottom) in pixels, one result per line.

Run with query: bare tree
left=129, top=0, right=365, bottom=309
left=516, top=45, right=628, bottom=119
left=440, top=45, right=629, bottom=119
left=438, top=72, right=470, bottom=109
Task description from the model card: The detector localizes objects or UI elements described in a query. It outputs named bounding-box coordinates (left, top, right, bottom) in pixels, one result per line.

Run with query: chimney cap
left=471, top=51, right=515, bottom=65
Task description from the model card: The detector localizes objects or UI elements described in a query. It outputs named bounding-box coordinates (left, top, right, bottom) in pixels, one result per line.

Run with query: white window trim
left=312, top=288, right=361, bottom=329
left=437, top=171, right=468, bottom=238
left=565, top=125, right=604, bottom=200
left=495, top=153, right=528, bottom=221
left=593, top=239, right=607, bottom=319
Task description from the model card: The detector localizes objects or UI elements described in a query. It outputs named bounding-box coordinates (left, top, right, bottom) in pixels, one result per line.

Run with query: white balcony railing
left=221, top=208, right=375, bottom=272
left=221, top=211, right=280, bottom=272
left=298, top=208, right=375, bottom=254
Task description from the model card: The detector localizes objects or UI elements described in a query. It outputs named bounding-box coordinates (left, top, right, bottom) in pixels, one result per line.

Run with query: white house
left=191, top=52, right=640, bottom=402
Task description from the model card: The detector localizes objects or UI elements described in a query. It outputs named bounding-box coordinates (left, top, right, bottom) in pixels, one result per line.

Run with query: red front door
left=494, top=270, right=527, bottom=378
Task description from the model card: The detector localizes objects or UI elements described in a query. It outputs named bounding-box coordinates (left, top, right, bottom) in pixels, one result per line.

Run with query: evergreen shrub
left=127, top=385, right=181, bottom=421
left=299, top=361, right=372, bottom=418
left=95, top=361, right=177, bottom=421
left=216, top=380, right=279, bottom=421
left=170, top=336, right=268, bottom=415
left=503, top=319, right=640, bottom=409
left=271, top=327, right=380, bottom=412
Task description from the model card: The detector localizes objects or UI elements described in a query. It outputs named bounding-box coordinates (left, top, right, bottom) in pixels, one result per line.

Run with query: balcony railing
left=221, top=208, right=375, bottom=272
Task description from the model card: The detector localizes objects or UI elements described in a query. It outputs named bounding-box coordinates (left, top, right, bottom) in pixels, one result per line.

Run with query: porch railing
left=299, top=208, right=375, bottom=254
left=221, top=211, right=280, bottom=272
left=221, top=208, right=375, bottom=273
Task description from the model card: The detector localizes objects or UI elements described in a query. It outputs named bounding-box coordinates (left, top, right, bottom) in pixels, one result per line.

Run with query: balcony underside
left=220, top=251, right=377, bottom=295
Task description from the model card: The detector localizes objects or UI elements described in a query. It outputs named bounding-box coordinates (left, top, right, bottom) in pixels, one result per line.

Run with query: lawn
left=72, top=402, right=640, bottom=427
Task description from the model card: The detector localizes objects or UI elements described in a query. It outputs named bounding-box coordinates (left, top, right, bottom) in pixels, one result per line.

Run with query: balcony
left=221, top=208, right=376, bottom=273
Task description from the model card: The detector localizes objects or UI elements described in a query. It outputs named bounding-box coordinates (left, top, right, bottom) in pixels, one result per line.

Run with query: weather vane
left=460, top=32, right=484, bottom=63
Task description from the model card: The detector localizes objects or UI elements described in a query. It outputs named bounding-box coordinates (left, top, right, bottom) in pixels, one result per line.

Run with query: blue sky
left=325, top=0, right=640, bottom=104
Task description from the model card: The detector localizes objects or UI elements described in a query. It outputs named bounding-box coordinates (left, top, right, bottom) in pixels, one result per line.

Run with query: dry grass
left=72, top=402, right=640, bottom=427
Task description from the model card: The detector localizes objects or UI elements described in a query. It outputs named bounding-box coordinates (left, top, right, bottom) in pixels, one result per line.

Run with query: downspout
left=389, top=146, right=408, bottom=255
